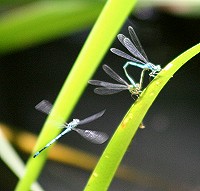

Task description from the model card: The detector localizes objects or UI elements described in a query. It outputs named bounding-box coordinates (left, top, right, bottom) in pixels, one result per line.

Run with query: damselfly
left=33, top=100, right=108, bottom=158
left=111, top=26, right=161, bottom=85
left=88, top=64, right=143, bottom=96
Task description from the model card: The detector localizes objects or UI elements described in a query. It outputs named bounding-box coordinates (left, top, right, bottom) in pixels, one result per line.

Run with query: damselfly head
left=152, top=63, right=161, bottom=71
left=148, top=64, right=161, bottom=77
left=148, top=63, right=161, bottom=72
left=71, top=119, right=80, bottom=126
left=156, top=65, right=162, bottom=72
left=128, top=84, right=141, bottom=95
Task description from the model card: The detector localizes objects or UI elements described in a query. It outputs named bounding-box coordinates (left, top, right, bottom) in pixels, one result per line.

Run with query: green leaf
left=15, top=0, right=137, bottom=190
left=84, top=43, right=200, bottom=191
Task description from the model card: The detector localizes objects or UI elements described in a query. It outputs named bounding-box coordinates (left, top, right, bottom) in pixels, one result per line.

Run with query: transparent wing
left=123, top=37, right=148, bottom=63
left=78, top=110, right=106, bottom=125
left=72, top=128, right=108, bottom=144
left=110, top=48, right=144, bottom=64
left=88, top=80, right=127, bottom=89
left=102, top=64, right=129, bottom=86
left=117, top=33, right=147, bottom=63
left=128, top=26, right=149, bottom=62
left=35, top=100, right=52, bottom=115
left=35, top=100, right=66, bottom=127
left=94, top=87, right=127, bottom=95
left=117, top=33, right=126, bottom=47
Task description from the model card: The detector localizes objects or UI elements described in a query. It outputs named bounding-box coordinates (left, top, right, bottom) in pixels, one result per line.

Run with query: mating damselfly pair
left=89, top=26, right=161, bottom=97
left=33, top=100, right=108, bottom=158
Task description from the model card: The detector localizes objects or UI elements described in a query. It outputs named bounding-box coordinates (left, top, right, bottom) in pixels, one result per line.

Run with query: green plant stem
left=15, top=0, right=137, bottom=190
left=84, top=43, right=200, bottom=191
